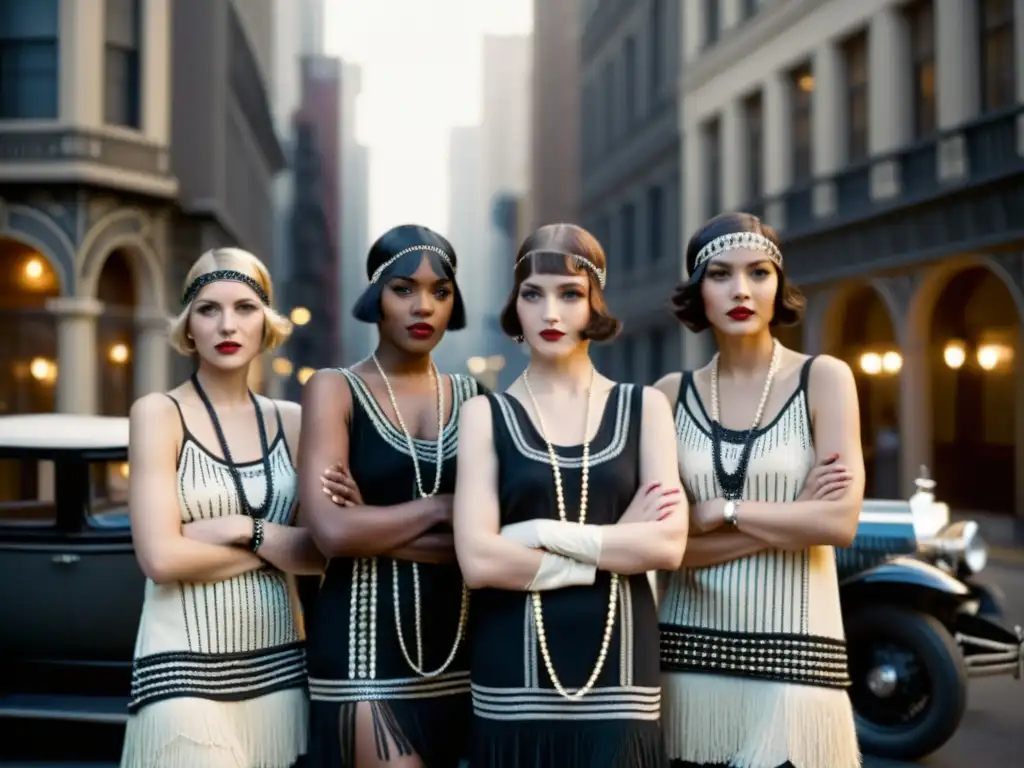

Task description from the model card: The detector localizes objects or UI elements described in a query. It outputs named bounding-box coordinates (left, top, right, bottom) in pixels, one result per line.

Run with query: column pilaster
left=811, top=41, right=843, bottom=218
left=46, top=297, right=104, bottom=415
left=936, top=0, right=981, bottom=180
left=869, top=6, right=912, bottom=200
left=762, top=70, right=791, bottom=230
left=133, top=308, right=170, bottom=398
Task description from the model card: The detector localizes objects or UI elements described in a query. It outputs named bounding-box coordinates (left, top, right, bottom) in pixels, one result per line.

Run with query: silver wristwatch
left=723, top=500, right=740, bottom=528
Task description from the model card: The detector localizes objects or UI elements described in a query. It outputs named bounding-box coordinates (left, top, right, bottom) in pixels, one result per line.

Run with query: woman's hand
left=798, top=454, right=853, bottom=501
left=321, top=463, right=363, bottom=507
left=691, top=498, right=727, bottom=535
left=618, top=481, right=682, bottom=524
left=182, top=515, right=252, bottom=547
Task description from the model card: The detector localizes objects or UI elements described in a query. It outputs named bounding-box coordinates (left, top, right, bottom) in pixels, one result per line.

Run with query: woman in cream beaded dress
left=121, top=248, right=325, bottom=768
left=654, top=213, right=864, bottom=768
left=455, top=224, right=688, bottom=768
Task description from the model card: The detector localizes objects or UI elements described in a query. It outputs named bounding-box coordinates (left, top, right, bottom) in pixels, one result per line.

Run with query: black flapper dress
left=470, top=385, right=668, bottom=768
left=304, top=369, right=484, bottom=767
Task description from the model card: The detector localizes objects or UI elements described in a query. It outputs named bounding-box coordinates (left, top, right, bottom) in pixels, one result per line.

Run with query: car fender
left=840, top=556, right=970, bottom=617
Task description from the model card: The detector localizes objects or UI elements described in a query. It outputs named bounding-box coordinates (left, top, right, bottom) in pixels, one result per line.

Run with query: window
left=624, top=37, right=637, bottom=123
left=907, top=1, right=936, bottom=138
left=704, top=0, right=721, bottom=47
left=789, top=63, right=814, bottom=183
left=105, top=0, right=141, bottom=128
left=0, top=458, right=54, bottom=527
left=647, top=185, right=664, bottom=263
left=844, top=32, right=869, bottom=163
left=621, top=203, right=636, bottom=271
left=743, top=91, right=764, bottom=202
left=603, top=60, right=615, bottom=146
left=980, top=0, right=1016, bottom=112
left=703, top=117, right=722, bottom=218
left=0, top=0, right=59, bottom=119
left=649, top=329, right=666, bottom=384
left=649, top=0, right=663, bottom=100
left=88, top=459, right=131, bottom=529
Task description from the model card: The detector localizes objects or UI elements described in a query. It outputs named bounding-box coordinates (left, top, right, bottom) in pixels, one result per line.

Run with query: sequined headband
left=513, top=251, right=607, bottom=289
left=693, top=232, right=783, bottom=272
left=181, top=270, right=270, bottom=306
left=369, top=245, right=455, bottom=284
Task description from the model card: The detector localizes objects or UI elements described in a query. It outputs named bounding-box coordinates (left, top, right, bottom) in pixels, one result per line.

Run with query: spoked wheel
left=845, top=605, right=967, bottom=761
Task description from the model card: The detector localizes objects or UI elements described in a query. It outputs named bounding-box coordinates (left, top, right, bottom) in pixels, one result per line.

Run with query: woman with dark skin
left=654, top=212, right=863, bottom=768
left=299, top=225, right=485, bottom=768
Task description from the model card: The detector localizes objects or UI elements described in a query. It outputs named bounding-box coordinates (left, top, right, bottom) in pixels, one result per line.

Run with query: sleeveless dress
left=120, top=397, right=307, bottom=768
left=304, top=369, right=484, bottom=768
left=659, top=357, right=860, bottom=768
left=471, top=385, right=668, bottom=768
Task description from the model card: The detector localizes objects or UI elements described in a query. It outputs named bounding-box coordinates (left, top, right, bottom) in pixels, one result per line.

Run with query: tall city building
left=578, top=0, right=684, bottom=383
left=0, top=0, right=284, bottom=417
left=681, top=0, right=1023, bottom=514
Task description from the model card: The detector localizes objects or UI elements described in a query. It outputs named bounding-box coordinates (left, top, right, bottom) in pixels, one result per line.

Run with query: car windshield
left=0, top=458, right=57, bottom=527
left=88, top=459, right=130, bottom=529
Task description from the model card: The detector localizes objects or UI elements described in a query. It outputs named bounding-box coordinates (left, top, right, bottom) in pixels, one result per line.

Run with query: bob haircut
left=671, top=211, right=805, bottom=333
left=499, top=223, right=621, bottom=343
left=351, top=224, right=466, bottom=330
left=168, top=247, right=292, bottom=356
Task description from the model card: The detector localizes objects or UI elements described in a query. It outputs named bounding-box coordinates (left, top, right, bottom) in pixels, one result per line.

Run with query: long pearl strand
left=709, top=338, right=781, bottom=428
left=522, top=365, right=619, bottom=700
left=371, top=354, right=469, bottom=677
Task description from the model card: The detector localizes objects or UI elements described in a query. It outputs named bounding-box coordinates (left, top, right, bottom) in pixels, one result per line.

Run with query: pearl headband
left=693, top=232, right=783, bottom=272
left=370, top=245, right=455, bottom=284
left=514, top=251, right=607, bottom=289
left=181, top=270, right=269, bottom=306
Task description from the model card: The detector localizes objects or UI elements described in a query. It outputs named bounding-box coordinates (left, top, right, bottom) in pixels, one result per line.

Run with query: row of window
left=0, top=0, right=141, bottom=127
left=700, top=0, right=1016, bottom=214
left=703, top=0, right=761, bottom=48
left=581, top=0, right=669, bottom=162
left=591, top=182, right=668, bottom=272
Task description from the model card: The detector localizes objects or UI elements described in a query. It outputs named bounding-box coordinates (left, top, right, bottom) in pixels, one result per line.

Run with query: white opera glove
left=500, top=519, right=604, bottom=566
left=527, top=552, right=597, bottom=591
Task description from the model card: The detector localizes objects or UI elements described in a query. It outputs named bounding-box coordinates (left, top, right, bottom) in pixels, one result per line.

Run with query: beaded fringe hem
left=661, top=672, right=860, bottom=768
left=307, top=694, right=470, bottom=768
left=471, top=717, right=668, bottom=768
left=119, top=688, right=307, bottom=768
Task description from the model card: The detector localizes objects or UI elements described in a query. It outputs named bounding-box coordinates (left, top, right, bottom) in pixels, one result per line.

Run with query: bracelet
left=250, top=518, right=265, bottom=553
left=723, top=500, right=740, bottom=528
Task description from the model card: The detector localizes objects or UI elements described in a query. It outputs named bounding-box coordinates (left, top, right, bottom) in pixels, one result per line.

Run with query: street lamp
left=290, top=307, right=311, bottom=326
left=943, top=340, right=966, bottom=369
left=109, top=343, right=130, bottom=364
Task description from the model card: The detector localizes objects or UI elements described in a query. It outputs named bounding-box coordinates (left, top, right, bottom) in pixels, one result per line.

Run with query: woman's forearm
left=141, top=537, right=264, bottom=585
left=387, top=532, right=457, bottom=564
left=457, top=532, right=547, bottom=590
left=597, top=518, right=687, bottom=574
left=681, top=530, right=768, bottom=568
left=732, top=497, right=860, bottom=550
left=259, top=524, right=326, bottom=575
left=305, top=494, right=444, bottom=558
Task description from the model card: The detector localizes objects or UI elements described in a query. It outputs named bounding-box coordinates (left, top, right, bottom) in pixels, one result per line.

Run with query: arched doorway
left=96, top=250, right=137, bottom=416
left=929, top=267, right=1018, bottom=513
left=0, top=238, right=61, bottom=414
left=824, top=284, right=900, bottom=498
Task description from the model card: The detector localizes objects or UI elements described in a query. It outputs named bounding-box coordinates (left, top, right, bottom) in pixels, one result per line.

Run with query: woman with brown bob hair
left=454, top=223, right=688, bottom=767
left=654, top=212, right=863, bottom=768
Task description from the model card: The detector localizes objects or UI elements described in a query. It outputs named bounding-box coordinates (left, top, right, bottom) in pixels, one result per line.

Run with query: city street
left=3, top=562, right=1021, bottom=767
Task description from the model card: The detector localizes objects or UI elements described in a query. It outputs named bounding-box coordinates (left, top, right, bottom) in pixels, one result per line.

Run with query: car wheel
left=844, top=605, right=968, bottom=761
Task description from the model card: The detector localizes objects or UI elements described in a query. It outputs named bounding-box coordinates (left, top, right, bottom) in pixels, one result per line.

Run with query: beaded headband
left=181, top=270, right=269, bottom=307
left=513, top=251, right=607, bottom=289
left=369, top=245, right=456, bottom=284
left=693, top=232, right=783, bottom=272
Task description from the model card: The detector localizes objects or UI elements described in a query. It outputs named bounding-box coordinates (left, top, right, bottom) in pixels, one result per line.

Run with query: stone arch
left=817, top=280, right=900, bottom=357
left=77, top=208, right=166, bottom=312
left=0, top=201, right=76, bottom=295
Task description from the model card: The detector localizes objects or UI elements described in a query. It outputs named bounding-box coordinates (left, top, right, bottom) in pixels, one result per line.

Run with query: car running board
left=0, top=693, right=128, bottom=724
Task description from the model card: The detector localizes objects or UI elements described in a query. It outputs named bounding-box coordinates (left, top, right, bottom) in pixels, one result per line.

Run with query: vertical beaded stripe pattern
left=370, top=354, right=470, bottom=678
left=709, top=338, right=781, bottom=500
left=521, top=366, right=619, bottom=700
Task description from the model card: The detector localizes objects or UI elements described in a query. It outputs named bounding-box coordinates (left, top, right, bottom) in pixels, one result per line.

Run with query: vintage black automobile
left=0, top=414, right=142, bottom=726
left=838, top=470, right=1023, bottom=761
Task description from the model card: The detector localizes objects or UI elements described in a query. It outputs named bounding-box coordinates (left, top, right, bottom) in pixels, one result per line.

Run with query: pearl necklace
left=370, top=354, right=469, bottom=677
left=709, top=338, right=781, bottom=500
left=522, top=366, right=619, bottom=700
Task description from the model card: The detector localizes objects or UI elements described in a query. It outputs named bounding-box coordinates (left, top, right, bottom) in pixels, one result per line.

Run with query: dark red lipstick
left=726, top=307, right=754, bottom=321
left=539, top=330, right=566, bottom=342
left=215, top=341, right=241, bottom=354
left=407, top=322, right=435, bottom=340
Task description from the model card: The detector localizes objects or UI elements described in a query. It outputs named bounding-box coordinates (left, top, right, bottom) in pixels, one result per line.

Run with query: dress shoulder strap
left=799, top=355, right=819, bottom=435
left=162, top=393, right=187, bottom=433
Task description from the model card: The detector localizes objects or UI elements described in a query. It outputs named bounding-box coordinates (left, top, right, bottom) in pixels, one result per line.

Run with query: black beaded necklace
left=191, top=372, right=274, bottom=519
left=709, top=339, right=780, bottom=501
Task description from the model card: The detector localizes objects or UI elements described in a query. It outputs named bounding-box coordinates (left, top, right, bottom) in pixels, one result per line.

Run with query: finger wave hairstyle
left=499, top=223, right=622, bottom=342
left=168, top=247, right=293, bottom=356
left=670, top=211, right=805, bottom=333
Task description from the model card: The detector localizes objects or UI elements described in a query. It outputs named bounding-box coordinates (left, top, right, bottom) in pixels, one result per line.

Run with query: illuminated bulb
left=859, top=352, right=882, bottom=375
left=977, top=345, right=1000, bottom=371
left=109, top=343, right=130, bottom=364
left=466, top=356, right=487, bottom=375
left=272, top=357, right=294, bottom=376
left=297, top=366, right=315, bottom=385
left=24, top=258, right=44, bottom=280
left=290, top=307, right=311, bottom=326
left=943, top=342, right=966, bottom=370
left=881, top=351, right=902, bottom=373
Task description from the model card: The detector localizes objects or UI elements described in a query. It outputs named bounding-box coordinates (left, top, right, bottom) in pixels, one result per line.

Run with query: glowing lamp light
left=859, top=352, right=882, bottom=375
left=943, top=341, right=966, bottom=369
left=881, top=351, right=902, bottom=374
left=466, top=356, right=487, bottom=375
left=297, top=366, right=315, bottom=385
left=24, top=258, right=44, bottom=280
left=272, top=357, right=294, bottom=376
left=290, top=307, right=311, bottom=326
left=977, top=345, right=1001, bottom=371
left=109, top=343, right=130, bottom=364
left=29, top=357, right=54, bottom=382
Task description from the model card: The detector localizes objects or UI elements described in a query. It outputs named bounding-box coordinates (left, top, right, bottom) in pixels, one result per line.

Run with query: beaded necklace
left=522, top=365, right=619, bottom=700
left=370, top=354, right=469, bottom=678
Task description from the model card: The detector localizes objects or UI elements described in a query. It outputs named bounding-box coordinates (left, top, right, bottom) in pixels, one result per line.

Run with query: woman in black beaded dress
left=453, top=223, right=689, bottom=768
left=298, top=225, right=486, bottom=768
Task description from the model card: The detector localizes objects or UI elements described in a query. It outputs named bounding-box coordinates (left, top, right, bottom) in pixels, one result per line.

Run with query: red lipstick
left=407, top=322, right=435, bottom=340
left=726, top=307, right=754, bottom=321
left=215, top=341, right=241, bottom=354
left=539, top=330, right=566, bottom=342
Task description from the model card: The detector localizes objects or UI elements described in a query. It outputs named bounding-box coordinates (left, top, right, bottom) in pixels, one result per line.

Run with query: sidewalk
left=952, top=510, right=1024, bottom=567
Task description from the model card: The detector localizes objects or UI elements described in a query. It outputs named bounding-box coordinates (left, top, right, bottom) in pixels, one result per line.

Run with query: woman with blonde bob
left=121, top=247, right=325, bottom=768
